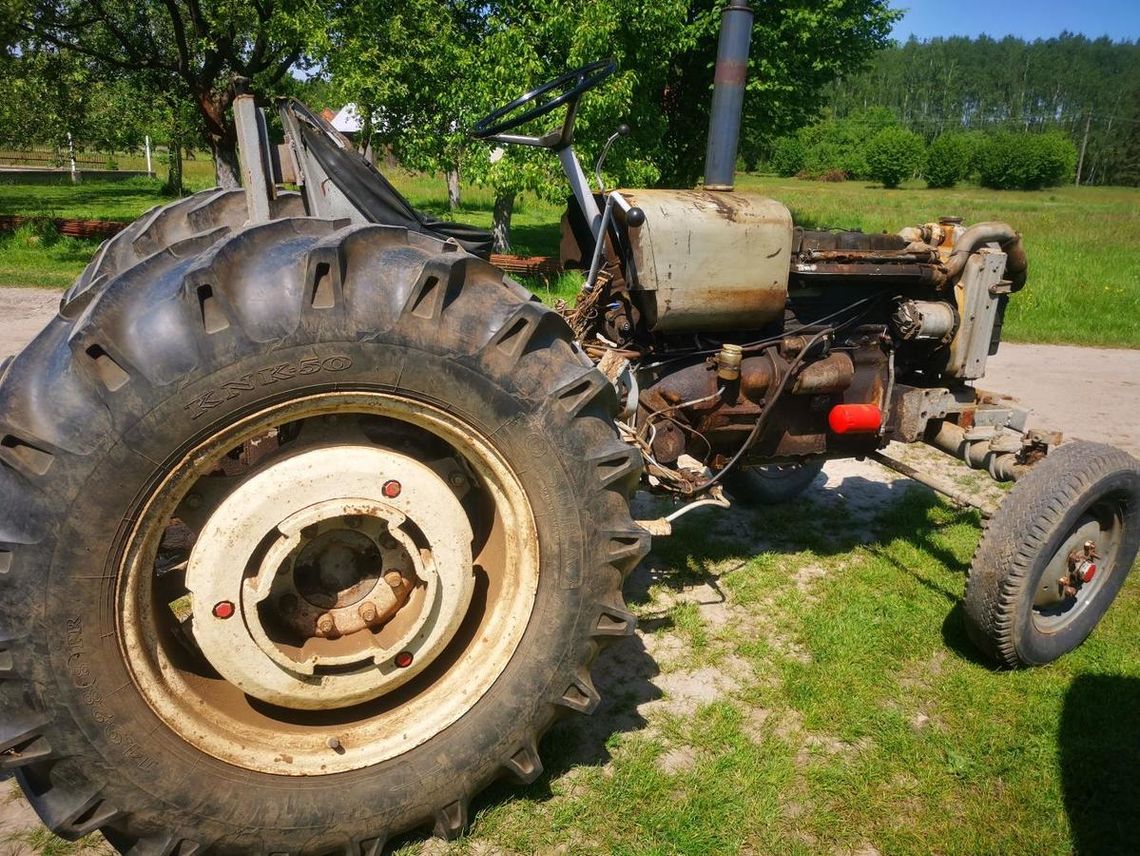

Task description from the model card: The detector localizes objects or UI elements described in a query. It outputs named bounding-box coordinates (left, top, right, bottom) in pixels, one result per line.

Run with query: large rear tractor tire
left=0, top=217, right=649, bottom=853
left=964, top=441, right=1140, bottom=667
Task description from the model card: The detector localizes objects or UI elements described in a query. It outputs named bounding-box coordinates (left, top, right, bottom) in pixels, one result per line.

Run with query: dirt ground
left=0, top=284, right=1137, bottom=851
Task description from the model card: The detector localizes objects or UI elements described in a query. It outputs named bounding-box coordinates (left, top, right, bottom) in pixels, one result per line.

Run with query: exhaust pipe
left=704, top=0, right=754, bottom=191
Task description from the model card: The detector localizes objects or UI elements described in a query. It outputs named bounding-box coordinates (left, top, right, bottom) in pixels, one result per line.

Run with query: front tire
left=724, top=460, right=825, bottom=506
left=0, top=219, right=648, bottom=853
left=963, top=441, right=1140, bottom=667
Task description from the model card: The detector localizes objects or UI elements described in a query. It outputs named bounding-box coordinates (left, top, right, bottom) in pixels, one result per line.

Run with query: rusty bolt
left=448, top=472, right=465, bottom=488
left=382, top=479, right=402, bottom=499
left=326, top=736, right=342, bottom=751
left=384, top=571, right=404, bottom=589
left=359, top=602, right=378, bottom=624
left=316, top=614, right=336, bottom=636
left=185, top=493, right=202, bottom=509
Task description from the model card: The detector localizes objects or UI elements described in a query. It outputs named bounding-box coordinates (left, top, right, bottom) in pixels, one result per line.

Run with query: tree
left=19, top=0, right=329, bottom=187
left=322, top=0, right=479, bottom=208
left=328, top=0, right=897, bottom=251
left=0, top=46, right=164, bottom=159
left=865, top=126, right=924, bottom=187
left=924, top=132, right=972, bottom=188
left=977, top=131, right=1077, bottom=190
left=826, top=34, right=1140, bottom=185
left=1117, top=88, right=1140, bottom=187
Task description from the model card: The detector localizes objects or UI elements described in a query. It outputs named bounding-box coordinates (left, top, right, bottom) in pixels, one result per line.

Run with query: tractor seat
left=281, top=99, right=494, bottom=259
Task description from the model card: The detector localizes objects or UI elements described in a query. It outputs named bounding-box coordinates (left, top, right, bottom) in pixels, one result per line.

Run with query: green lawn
left=1, top=170, right=1137, bottom=347
left=384, top=455, right=1137, bottom=856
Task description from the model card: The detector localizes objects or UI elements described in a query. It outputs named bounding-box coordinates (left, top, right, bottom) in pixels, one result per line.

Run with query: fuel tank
left=618, top=189, right=792, bottom=332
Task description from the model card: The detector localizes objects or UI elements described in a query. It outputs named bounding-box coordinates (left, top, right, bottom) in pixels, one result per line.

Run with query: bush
left=770, top=135, right=805, bottom=177
left=865, top=127, right=925, bottom=188
left=925, top=133, right=973, bottom=188
left=977, top=131, right=1077, bottom=190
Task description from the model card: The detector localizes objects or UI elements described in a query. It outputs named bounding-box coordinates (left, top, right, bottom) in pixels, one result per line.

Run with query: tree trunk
left=491, top=190, right=515, bottom=253
left=447, top=165, right=461, bottom=211
left=211, top=134, right=241, bottom=189
left=164, top=129, right=184, bottom=196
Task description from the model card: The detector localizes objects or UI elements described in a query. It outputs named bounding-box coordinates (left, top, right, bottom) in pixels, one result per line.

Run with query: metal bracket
left=233, top=94, right=277, bottom=223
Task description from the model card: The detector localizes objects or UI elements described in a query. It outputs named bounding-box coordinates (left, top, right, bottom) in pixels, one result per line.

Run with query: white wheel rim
left=118, top=392, right=540, bottom=775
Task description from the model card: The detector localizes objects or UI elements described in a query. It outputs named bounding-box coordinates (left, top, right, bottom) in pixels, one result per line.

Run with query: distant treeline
left=815, top=34, right=1140, bottom=186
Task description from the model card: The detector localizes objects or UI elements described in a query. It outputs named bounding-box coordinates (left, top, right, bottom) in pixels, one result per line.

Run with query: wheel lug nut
left=326, top=736, right=343, bottom=751
left=316, top=614, right=336, bottom=635
left=382, top=479, right=402, bottom=498
left=212, top=600, right=235, bottom=619
left=395, top=651, right=413, bottom=668
left=384, top=571, right=404, bottom=589
left=358, top=602, right=378, bottom=624
left=186, top=493, right=202, bottom=509
left=449, top=472, right=465, bottom=487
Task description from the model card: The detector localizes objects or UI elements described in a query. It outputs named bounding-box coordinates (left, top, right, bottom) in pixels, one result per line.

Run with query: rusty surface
left=713, top=58, right=749, bottom=87
left=620, top=189, right=792, bottom=332
left=638, top=338, right=885, bottom=466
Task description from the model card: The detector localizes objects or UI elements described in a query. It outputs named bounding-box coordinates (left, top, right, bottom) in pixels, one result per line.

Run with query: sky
left=892, top=0, right=1140, bottom=42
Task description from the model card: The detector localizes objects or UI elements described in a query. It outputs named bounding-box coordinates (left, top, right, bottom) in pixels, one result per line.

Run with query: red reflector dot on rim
left=1082, top=563, right=1097, bottom=583
left=394, top=651, right=413, bottom=668
left=213, top=600, right=235, bottom=619
left=382, top=480, right=402, bottom=498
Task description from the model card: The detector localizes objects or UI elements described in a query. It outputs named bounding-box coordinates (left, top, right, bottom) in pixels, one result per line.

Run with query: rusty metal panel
left=945, top=249, right=1006, bottom=379
left=620, top=189, right=792, bottom=332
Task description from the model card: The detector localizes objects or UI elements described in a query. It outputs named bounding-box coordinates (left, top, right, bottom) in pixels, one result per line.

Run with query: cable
left=685, top=328, right=833, bottom=495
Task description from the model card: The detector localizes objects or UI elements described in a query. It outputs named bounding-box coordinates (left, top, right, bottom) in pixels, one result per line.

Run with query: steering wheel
left=472, top=59, right=617, bottom=148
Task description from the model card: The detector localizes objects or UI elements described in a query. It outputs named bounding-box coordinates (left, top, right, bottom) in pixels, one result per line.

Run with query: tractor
left=1, top=2, right=1137, bottom=852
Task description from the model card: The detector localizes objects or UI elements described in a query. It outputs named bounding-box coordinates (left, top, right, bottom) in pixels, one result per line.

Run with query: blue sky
left=892, top=0, right=1140, bottom=42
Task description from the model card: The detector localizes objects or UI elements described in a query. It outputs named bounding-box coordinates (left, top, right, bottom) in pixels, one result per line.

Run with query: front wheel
left=964, top=441, right=1140, bottom=667
left=0, top=219, right=648, bottom=853
left=724, top=460, right=825, bottom=506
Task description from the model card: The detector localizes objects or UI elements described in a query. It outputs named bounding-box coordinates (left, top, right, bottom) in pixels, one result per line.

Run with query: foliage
left=1116, top=88, right=1140, bottom=188
left=827, top=34, right=1140, bottom=185
left=17, top=0, right=331, bottom=187
left=662, top=1, right=900, bottom=187
left=865, top=127, right=924, bottom=188
left=324, top=0, right=897, bottom=249
left=977, top=131, right=1078, bottom=190
left=770, top=135, right=806, bottom=177
left=770, top=108, right=899, bottom=181
left=924, top=133, right=973, bottom=188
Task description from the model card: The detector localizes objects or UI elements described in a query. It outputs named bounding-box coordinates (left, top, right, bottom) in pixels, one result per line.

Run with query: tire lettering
left=184, top=356, right=355, bottom=419
left=64, top=616, right=155, bottom=771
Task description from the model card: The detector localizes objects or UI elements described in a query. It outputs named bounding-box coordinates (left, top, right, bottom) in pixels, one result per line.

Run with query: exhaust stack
left=704, top=0, right=754, bottom=191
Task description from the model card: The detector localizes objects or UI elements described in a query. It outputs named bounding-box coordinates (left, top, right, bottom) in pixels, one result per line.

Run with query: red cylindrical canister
left=828, top=403, right=882, bottom=434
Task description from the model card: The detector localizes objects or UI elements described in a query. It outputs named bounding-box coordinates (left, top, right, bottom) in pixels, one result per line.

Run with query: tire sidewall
left=1012, top=468, right=1140, bottom=665
left=29, top=339, right=602, bottom=850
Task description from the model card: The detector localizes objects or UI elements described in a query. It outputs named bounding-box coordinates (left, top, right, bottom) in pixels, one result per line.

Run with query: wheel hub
left=185, top=445, right=474, bottom=710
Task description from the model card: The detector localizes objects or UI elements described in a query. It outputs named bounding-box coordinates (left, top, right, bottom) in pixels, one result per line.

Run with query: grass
left=375, top=460, right=1137, bottom=855
left=734, top=176, right=1140, bottom=349
left=0, top=168, right=1136, bottom=347
left=0, top=223, right=103, bottom=288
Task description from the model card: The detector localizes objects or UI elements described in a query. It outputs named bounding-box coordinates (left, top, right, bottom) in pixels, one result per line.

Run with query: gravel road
left=3, top=285, right=1136, bottom=456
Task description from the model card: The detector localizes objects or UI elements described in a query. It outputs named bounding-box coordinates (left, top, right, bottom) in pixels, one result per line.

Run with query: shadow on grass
left=1061, top=674, right=1140, bottom=854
